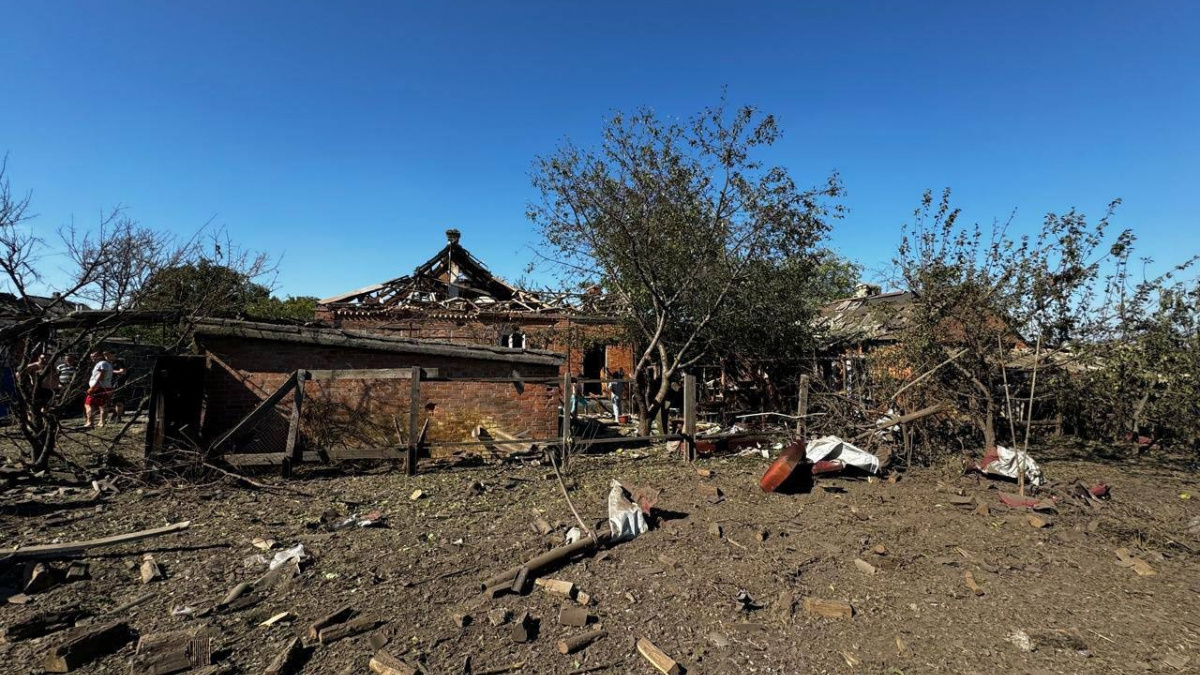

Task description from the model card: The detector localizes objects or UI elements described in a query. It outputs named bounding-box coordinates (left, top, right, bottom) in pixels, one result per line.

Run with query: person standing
left=22, top=352, right=56, bottom=414
left=55, top=354, right=78, bottom=390
left=106, top=351, right=128, bottom=422
left=83, top=351, right=114, bottom=429
left=608, top=369, right=626, bottom=421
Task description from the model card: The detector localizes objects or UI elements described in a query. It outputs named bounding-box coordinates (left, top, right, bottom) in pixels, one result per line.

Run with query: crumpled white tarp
left=805, top=435, right=881, bottom=474
left=985, top=445, right=1046, bottom=486
left=607, top=480, right=648, bottom=542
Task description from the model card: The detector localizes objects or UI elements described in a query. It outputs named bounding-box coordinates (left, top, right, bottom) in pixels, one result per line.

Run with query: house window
left=501, top=332, right=526, bottom=349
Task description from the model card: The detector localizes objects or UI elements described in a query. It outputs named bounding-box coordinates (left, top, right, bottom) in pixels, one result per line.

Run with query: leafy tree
left=529, top=97, right=844, bottom=434
left=887, top=189, right=1194, bottom=454
left=245, top=294, right=319, bottom=322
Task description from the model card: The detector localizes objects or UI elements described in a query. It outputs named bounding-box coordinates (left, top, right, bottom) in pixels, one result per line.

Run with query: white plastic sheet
left=985, top=445, right=1046, bottom=486
left=607, top=480, right=648, bottom=542
left=805, top=435, right=881, bottom=474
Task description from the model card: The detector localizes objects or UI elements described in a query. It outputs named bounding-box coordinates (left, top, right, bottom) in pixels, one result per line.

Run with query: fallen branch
left=201, top=462, right=314, bottom=497
left=0, top=521, right=191, bottom=560
left=481, top=526, right=612, bottom=591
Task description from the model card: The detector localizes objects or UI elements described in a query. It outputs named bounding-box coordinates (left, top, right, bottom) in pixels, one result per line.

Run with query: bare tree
left=0, top=157, right=271, bottom=469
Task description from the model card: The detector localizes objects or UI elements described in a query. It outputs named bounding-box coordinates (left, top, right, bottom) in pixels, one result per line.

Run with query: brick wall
left=197, top=336, right=562, bottom=458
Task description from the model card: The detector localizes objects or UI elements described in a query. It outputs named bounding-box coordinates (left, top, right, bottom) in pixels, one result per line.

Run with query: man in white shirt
left=83, top=350, right=114, bottom=429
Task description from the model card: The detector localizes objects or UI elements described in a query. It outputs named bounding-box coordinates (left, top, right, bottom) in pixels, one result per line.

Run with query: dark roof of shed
left=193, top=318, right=565, bottom=367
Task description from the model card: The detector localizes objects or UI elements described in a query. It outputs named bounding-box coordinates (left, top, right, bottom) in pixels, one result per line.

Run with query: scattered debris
left=854, top=558, right=877, bottom=576
left=1115, top=548, right=1156, bottom=576
left=760, top=440, right=808, bottom=493
left=974, top=445, right=1045, bottom=486
left=803, top=597, right=853, bottom=620
left=410, top=489, right=426, bottom=501
left=964, top=571, right=984, bottom=596
left=139, top=554, right=164, bottom=584
left=42, top=620, right=134, bottom=673
left=806, top=436, right=881, bottom=475
left=698, top=483, right=724, bottom=503
left=1006, top=629, right=1036, bottom=652
left=0, top=604, right=89, bottom=642
left=557, top=629, right=606, bottom=654
left=1026, top=514, right=1049, bottom=529
left=0, top=521, right=191, bottom=560
left=487, top=608, right=510, bottom=626
left=558, top=606, right=590, bottom=627
left=369, top=649, right=421, bottom=675
left=510, top=611, right=534, bottom=643
left=260, top=612, right=292, bottom=627
left=130, top=628, right=212, bottom=675
left=265, top=636, right=308, bottom=675
left=636, top=637, right=682, bottom=675
left=534, top=578, right=575, bottom=598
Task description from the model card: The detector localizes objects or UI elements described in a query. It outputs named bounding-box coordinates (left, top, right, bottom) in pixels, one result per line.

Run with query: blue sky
left=2, top=1, right=1196, bottom=299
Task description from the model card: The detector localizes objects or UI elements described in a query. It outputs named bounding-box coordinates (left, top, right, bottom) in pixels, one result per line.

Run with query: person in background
left=608, top=368, right=626, bottom=421
left=106, top=351, right=128, bottom=422
left=570, top=378, right=585, bottom=416
left=83, top=351, right=114, bottom=429
left=56, top=354, right=78, bottom=390
left=22, top=352, right=56, bottom=414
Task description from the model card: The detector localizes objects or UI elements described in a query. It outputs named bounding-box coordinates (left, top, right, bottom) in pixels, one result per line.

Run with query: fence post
left=407, top=366, right=421, bottom=476
left=561, top=371, right=572, bottom=469
left=284, top=369, right=306, bottom=477
left=796, top=374, right=809, bottom=438
left=683, top=373, right=697, bottom=461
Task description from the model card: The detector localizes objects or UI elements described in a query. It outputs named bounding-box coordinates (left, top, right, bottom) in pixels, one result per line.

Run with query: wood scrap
left=308, top=605, right=355, bottom=640
left=558, top=606, right=589, bottom=627
left=0, top=603, right=88, bottom=642
left=557, top=629, right=607, bottom=654
left=803, top=597, right=853, bottom=620
left=510, top=611, right=533, bottom=643
left=264, top=636, right=308, bottom=675
left=964, top=571, right=985, bottom=596
left=319, top=616, right=380, bottom=644
left=43, top=621, right=133, bottom=673
left=130, top=628, right=212, bottom=675
left=0, top=521, right=191, bottom=560
left=369, top=650, right=421, bottom=675
left=854, top=558, right=877, bottom=576
left=636, top=637, right=682, bottom=675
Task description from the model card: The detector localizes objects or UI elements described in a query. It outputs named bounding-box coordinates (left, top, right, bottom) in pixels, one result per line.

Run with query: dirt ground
left=2, top=432, right=1199, bottom=674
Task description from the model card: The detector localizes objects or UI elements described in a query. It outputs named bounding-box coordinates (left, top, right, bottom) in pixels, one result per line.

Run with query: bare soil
left=3, top=434, right=1199, bottom=674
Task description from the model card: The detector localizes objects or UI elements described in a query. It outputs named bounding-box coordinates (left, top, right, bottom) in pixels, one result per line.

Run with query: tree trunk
left=983, top=401, right=996, bottom=451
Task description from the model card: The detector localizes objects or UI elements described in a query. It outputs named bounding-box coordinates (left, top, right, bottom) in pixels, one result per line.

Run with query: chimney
left=446, top=228, right=461, bottom=245
left=854, top=283, right=880, bottom=298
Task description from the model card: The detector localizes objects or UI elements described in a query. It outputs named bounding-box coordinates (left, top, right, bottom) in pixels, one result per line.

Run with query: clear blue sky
left=2, top=1, right=1196, bottom=299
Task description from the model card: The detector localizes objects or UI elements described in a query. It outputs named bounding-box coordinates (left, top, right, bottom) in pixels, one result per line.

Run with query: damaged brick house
left=314, top=229, right=635, bottom=395
left=815, top=284, right=914, bottom=394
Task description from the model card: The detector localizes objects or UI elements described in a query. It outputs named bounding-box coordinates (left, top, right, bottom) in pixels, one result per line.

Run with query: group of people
left=23, top=350, right=128, bottom=428
left=569, top=368, right=627, bottom=420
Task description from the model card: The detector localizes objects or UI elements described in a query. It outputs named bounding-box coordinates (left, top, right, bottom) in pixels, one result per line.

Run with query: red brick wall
left=319, top=311, right=635, bottom=378
left=198, top=336, right=562, bottom=458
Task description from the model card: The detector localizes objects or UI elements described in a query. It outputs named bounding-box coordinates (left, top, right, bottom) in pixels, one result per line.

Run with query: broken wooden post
left=407, top=366, right=421, bottom=476
left=43, top=621, right=133, bottom=673
left=636, top=637, right=681, bottom=675
left=561, top=371, right=572, bottom=471
left=557, top=629, right=606, bottom=654
left=284, top=369, right=305, bottom=476
left=796, top=373, right=809, bottom=437
left=683, top=373, right=697, bottom=462
left=558, top=606, right=589, bottom=627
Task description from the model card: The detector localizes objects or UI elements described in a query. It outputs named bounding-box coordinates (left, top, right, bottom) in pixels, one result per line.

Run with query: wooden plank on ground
left=0, top=522, right=191, bottom=559
left=43, top=621, right=133, bottom=672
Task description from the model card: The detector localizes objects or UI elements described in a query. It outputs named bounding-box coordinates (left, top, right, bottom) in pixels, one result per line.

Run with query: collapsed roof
left=816, top=287, right=914, bottom=348
left=317, top=229, right=612, bottom=318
